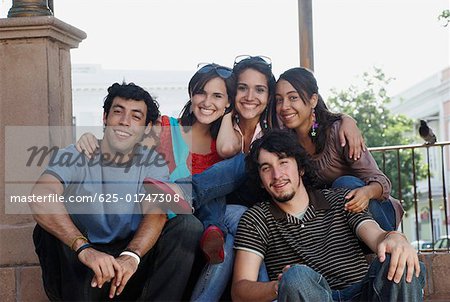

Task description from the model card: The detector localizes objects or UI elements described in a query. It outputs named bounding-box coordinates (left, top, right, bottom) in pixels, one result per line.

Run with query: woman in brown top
left=273, top=67, right=402, bottom=231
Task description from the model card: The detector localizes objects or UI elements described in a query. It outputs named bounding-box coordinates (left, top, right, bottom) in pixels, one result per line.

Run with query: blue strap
left=168, top=117, right=191, bottom=182
left=167, top=117, right=192, bottom=220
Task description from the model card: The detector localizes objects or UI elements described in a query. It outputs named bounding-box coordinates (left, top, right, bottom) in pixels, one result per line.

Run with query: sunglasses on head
left=233, top=55, right=272, bottom=69
left=197, top=63, right=233, bottom=79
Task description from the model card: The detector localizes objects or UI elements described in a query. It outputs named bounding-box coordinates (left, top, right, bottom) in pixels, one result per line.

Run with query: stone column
left=0, top=16, right=86, bottom=301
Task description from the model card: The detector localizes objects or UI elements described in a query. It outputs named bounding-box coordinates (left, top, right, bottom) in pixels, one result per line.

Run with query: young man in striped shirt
left=232, top=129, right=425, bottom=302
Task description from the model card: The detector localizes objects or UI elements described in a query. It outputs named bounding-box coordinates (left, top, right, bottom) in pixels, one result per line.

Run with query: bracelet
left=120, top=250, right=141, bottom=265
left=70, top=235, right=88, bottom=251
left=75, top=243, right=92, bottom=256
left=384, top=231, right=407, bottom=241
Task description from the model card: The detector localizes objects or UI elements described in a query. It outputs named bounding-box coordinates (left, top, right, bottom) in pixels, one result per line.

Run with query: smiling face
left=102, top=96, right=151, bottom=158
left=235, top=68, right=269, bottom=123
left=191, top=76, right=230, bottom=126
left=275, top=79, right=317, bottom=132
left=258, top=149, right=302, bottom=203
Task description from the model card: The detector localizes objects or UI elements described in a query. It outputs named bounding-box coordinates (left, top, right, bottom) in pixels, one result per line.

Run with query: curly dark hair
left=103, top=82, right=160, bottom=125
left=246, top=129, right=320, bottom=194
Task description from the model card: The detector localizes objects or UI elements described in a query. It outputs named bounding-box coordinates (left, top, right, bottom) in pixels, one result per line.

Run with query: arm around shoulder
left=339, top=115, right=365, bottom=160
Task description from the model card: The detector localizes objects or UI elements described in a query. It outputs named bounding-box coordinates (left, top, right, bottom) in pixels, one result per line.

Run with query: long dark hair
left=276, top=67, right=341, bottom=154
left=179, top=64, right=236, bottom=139
left=233, top=56, right=277, bottom=132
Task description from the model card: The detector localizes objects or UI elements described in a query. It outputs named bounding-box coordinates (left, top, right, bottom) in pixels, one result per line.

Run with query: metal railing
left=369, top=141, right=450, bottom=253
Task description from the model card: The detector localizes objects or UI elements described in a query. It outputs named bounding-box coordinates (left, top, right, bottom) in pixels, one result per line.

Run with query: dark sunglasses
left=197, top=63, right=233, bottom=79
left=233, top=55, right=272, bottom=69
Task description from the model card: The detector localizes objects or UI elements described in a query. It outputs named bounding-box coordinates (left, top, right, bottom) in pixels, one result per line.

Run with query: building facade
left=390, top=67, right=450, bottom=243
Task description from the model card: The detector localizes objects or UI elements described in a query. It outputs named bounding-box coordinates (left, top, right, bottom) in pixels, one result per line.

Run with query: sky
left=1, top=0, right=449, bottom=98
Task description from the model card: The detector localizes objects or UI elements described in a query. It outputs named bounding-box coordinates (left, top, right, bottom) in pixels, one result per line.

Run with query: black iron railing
left=369, top=141, right=450, bottom=253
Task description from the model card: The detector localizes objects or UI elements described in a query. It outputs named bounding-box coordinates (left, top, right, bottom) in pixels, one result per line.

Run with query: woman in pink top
left=274, top=67, right=401, bottom=231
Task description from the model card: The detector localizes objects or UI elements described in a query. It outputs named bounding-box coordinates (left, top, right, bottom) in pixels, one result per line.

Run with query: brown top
left=312, top=120, right=391, bottom=199
left=310, top=120, right=404, bottom=227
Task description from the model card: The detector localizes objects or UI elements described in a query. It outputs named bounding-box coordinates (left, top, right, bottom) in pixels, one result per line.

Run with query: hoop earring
left=310, top=108, right=318, bottom=137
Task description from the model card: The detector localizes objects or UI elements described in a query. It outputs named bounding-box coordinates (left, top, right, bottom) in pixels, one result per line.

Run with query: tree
left=439, top=9, right=450, bottom=27
left=327, top=67, right=428, bottom=212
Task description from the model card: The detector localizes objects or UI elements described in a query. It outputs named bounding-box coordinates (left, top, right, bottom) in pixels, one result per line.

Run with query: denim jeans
left=174, top=153, right=246, bottom=233
left=191, top=153, right=247, bottom=206
left=33, top=215, right=203, bottom=301
left=278, top=256, right=425, bottom=302
left=188, top=153, right=247, bottom=236
left=331, top=175, right=396, bottom=231
left=191, top=205, right=269, bottom=301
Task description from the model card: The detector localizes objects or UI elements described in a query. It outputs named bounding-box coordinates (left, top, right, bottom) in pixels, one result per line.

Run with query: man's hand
left=377, top=232, right=420, bottom=283
left=77, top=248, right=123, bottom=289
left=109, top=255, right=139, bottom=298
left=344, top=187, right=371, bottom=213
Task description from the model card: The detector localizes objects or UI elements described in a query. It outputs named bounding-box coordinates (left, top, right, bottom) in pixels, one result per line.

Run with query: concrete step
left=425, top=294, right=450, bottom=301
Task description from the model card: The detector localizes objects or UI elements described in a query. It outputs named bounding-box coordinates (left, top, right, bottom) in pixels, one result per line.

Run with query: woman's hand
left=76, top=132, right=99, bottom=159
left=339, top=115, right=366, bottom=160
left=344, top=182, right=382, bottom=213
left=344, top=187, right=371, bottom=213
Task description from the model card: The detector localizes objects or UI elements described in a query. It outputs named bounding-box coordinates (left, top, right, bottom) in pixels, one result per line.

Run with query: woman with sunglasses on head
left=156, top=63, right=235, bottom=182
left=273, top=67, right=402, bottom=233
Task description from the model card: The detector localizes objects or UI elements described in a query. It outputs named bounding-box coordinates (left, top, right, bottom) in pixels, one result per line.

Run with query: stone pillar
left=0, top=16, right=86, bottom=301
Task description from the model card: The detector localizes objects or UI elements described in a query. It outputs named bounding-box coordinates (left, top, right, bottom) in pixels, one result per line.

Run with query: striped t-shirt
left=234, top=188, right=373, bottom=290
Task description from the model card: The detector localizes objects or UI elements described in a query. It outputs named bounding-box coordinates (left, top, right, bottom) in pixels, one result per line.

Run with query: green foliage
left=438, top=9, right=450, bottom=27
left=327, top=68, right=428, bottom=212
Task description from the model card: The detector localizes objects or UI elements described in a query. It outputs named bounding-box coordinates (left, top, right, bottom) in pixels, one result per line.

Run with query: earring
left=310, top=108, right=318, bottom=137
left=235, top=114, right=240, bottom=124
left=262, top=108, right=269, bottom=129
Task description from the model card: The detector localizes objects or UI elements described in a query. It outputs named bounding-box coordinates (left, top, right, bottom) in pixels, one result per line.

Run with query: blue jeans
left=191, top=205, right=269, bottom=302
left=188, top=153, right=247, bottom=235
left=191, top=153, right=246, bottom=205
left=331, top=175, right=396, bottom=231
left=278, top=256, right=425, bottom=302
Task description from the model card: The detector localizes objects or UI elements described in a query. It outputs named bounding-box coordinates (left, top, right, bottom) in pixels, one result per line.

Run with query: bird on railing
left=419, top=120, right=437, bottom=144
